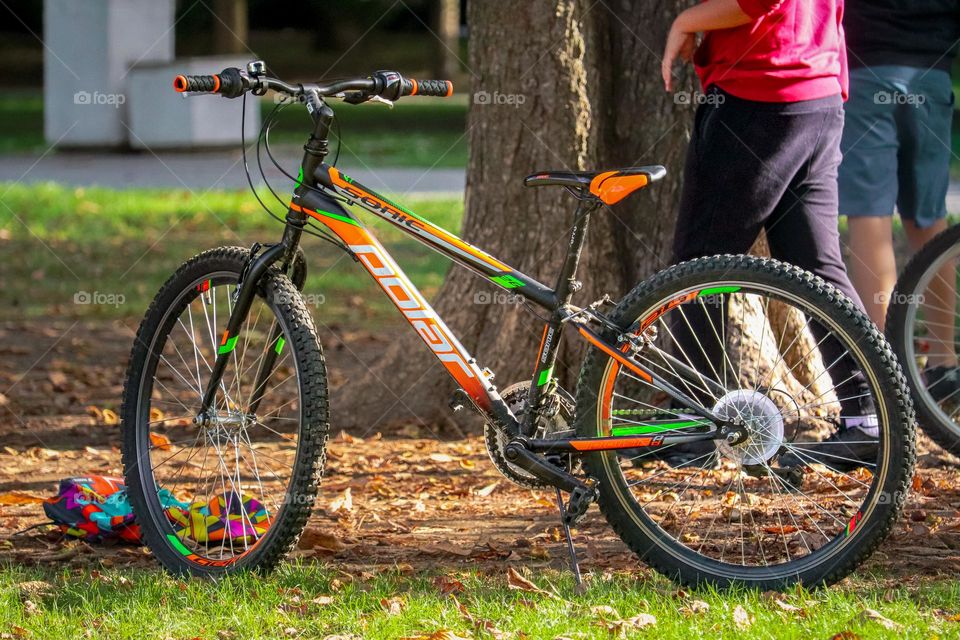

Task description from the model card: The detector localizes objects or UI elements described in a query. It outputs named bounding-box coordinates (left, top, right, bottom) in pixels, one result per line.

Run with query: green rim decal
left=699, top=286, right=741, bottom=296
left=611, top=419, right=711, bottom=436
left=537, top=366, right=553, bottom=387
left=491, top=274, right=525, bottom=289
left=167, top=533, right=192, bottom=557
left=275, top=336, right=286, bottom=354
left=218, top=335, right=239, bottom=355
left=315, top=209, right=360, bottom=227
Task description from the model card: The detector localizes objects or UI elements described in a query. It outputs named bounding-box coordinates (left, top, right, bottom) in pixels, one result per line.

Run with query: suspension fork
left=197, top=241, right=289, bottom=419
left=246, top=248, right=308, bottom=415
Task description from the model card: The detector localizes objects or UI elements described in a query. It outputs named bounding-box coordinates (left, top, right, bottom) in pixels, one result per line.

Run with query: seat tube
left=522, top=199, right=597, bottom=436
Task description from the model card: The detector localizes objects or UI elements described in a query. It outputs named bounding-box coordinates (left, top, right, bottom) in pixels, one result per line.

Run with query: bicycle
left=121, top=61, right=915, bottom=590
left=887, top=223, right=960, bottom=455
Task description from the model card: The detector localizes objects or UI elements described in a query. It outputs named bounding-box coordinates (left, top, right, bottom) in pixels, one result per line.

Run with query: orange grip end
left=211, top=74, right=221, bottom=93
left=173, top=75, right=188, bottom=92
left=410, top=79, right=419, bottom=95
left=444, top=81, right=454, bottom=97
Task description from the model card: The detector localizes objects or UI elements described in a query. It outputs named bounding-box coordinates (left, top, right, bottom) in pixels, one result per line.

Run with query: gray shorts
left=839, top=65, right=954, bottom=228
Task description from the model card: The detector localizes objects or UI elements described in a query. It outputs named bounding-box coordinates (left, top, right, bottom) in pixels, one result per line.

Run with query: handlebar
left=172, top=65, right=453, bottom=104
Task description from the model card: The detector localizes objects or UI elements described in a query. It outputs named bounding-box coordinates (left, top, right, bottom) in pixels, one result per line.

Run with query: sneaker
left=924, top=366, right=960, bottom=403
left=778, top=418, right=878, bottom=472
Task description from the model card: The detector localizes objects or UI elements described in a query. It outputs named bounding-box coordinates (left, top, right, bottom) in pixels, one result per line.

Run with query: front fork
left=196, top=224, right=307, bottom=420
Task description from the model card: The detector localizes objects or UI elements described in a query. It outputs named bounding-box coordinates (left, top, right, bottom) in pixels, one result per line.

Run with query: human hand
left=662, top=20, right=697, bottom=92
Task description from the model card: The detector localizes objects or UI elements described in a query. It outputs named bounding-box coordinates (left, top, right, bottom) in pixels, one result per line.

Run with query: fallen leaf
left=149, top=432, right=172, bottom=451
left=429, top=453, right=456, bottom=463
left=101, top=408, right=119, bottom=426
left=311, top=595, right=334, bottom=606
left=297, top=528, right=346, bottom=553
left=16, top=581, right=53, bottom=600
left=733, top=604, right=752, bottom=630
left=0, top=491, right=46, bottom=506
left=828, top=632, right=862, bottom=640
left=679, top=600, right=710, bottom=616
left=328, top=487, right=352, bottom=514
left=506, top=567, right=555, bottom=598
left=475, top=481, right=499, bottom=497
left=855, top=608, right=902, bottom=631
left=433, top=575, right=466, bottom=596
left=380, top=596, right=406, bottom=616
left=398, top=631, right=471, bottom=640
left=48, top=371, right=68, bottom=391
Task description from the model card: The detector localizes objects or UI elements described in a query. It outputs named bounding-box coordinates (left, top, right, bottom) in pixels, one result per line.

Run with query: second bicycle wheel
left=575, top=255, right=914, bottom=589
left=121, top=246, right=329, bottom=576
left=887, top=223, right=960, bottom=455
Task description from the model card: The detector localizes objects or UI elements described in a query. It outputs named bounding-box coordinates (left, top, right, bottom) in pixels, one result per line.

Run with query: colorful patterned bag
left=42, top=476, right=142, bottom=542
left=43, top=476, right=269, bottom=546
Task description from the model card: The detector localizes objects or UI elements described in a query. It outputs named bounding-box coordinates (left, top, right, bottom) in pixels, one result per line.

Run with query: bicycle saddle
left=523, top=165, right=666, bottom=205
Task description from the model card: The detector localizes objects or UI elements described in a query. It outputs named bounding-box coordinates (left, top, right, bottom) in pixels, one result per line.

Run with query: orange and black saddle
left=524, top=166, right=666, bottom=205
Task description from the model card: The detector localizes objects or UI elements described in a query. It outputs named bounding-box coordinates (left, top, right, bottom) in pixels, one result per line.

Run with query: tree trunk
left=333, top=0, right=827, bottom=432
left=212, top=0, right=248, bottom=55
left=431, top=0, right=461, bottom=79
left=334, top=0, right=596, bottom=430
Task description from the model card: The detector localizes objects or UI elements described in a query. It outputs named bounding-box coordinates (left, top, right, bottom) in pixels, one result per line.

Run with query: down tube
left=300, top=207, right=495, bottom=411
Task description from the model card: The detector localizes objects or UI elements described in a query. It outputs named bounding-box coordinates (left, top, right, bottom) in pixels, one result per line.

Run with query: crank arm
left=503, top=440, right=595, bottom=495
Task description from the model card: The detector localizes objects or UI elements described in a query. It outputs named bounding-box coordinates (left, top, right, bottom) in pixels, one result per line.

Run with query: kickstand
left=554, top=487, right=583, bottom=591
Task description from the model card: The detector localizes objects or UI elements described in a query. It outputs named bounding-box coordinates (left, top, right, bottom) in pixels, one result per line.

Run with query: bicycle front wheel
left=886, top=223, right=960, bottom=455
left=575, top=255, right=914, bottom=589
left=121, top=246, right=329, bottom=576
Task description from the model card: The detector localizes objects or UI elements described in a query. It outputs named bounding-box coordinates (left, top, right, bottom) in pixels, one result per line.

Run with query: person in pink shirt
left=659, top=0, right=876, bottom=469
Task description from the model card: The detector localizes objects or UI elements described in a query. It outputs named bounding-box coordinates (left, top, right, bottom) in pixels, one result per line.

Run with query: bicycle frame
left=196, top=95, right=739, bottom=459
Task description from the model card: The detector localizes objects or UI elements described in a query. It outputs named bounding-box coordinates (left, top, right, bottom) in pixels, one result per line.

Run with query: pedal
left=448, top=388, right=470, bottom=413
left=563, top=483, right=598, bottom=526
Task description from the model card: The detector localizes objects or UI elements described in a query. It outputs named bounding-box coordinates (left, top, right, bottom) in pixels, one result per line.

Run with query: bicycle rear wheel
left=575, top=255, right=914, bottom=589
left=121, top=246, right=328, bottom=576
left=886, top=223, right=960, bottom=455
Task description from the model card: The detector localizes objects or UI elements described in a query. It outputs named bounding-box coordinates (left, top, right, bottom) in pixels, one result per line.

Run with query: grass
left=0, top=182, right=463, bottom=325
left=1, top=564, right=958, bottom=639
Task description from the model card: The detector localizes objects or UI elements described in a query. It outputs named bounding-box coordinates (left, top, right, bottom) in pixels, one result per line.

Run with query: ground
left=5, top=186, right=960, bottom=637
left=3, top=319, right=960, bottom=638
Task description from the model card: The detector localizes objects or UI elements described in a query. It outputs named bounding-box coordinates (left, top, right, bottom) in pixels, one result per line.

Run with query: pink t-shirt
left=694, top=0, right=848, bottom=102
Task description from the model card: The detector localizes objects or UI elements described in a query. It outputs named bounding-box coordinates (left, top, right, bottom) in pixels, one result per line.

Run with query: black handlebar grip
left=173, top=74, right=221, bottom=93
left=403, top=79, right=453, bottom=97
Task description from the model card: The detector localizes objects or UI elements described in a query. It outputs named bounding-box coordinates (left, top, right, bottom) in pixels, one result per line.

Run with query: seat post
left=553, top=197, right=600, bottom=307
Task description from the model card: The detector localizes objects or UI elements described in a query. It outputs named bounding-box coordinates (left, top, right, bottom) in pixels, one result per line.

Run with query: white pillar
left=43, top=0, right=175, bottom=147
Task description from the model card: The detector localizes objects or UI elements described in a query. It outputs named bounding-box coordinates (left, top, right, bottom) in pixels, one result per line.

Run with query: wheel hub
left=712, top=390, right=784, bottom=466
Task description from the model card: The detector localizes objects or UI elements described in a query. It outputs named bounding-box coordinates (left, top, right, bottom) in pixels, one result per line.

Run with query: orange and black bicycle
left=121, top=61, right=915, bottom=589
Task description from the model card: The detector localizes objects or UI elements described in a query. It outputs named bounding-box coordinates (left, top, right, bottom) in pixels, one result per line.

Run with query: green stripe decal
left=218, top=335, right=239, bottom=355
left=275, top=336, right=286, bottom=354
left=699, top=286, right=740, bottom=296
left=611, top=419, right=711, bottom=436
left=167, top=534, right=192, bottom=557
left=315, top=209, right=360, bottom=227
left=537, top=366, right=554, bottom=387
left=491, top=274, right=525, bottom=289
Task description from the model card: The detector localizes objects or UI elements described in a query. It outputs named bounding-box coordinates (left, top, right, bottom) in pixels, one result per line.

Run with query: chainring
left=483, top=380, right=576, bottom=489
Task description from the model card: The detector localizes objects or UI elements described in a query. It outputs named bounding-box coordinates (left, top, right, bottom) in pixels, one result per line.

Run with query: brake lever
left=368, top=95, right=394, bottom=109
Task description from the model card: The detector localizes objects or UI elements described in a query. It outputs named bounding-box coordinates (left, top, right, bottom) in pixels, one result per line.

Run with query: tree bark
left=431, top=0, right=461, bottom=79
left=212, top=0, right=248, bottom=55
